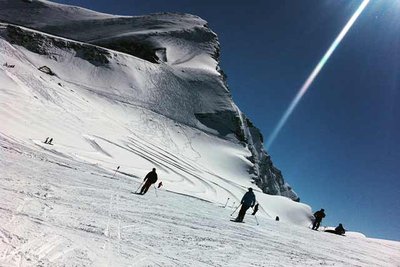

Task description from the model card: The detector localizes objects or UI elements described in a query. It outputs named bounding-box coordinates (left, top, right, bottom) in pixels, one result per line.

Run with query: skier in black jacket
left=312, top=208, right=326, bottom=230
left=140, top=168, right=158, bottom=195
left=234, top=188, right=256, bottom=222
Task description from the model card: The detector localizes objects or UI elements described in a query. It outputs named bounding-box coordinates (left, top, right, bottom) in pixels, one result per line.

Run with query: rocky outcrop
left=238, top=113, right=299, bottom=201
left=4, top=25, right=111, bottom=66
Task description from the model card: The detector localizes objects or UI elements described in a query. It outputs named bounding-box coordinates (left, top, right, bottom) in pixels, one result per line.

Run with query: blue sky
left=51, top=0, right=400, bottom=241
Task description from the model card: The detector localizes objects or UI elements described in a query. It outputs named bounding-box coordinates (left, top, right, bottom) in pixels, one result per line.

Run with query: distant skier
left=48, top=138, right=53, bottom=145
left=44, top=137, right=49, bottom=144
left=334, top=223, right=345, bottom=235
left=312, top=208, right=326, bottom=230
left=275, top=216, right=280, bottom=221
left=234, top=188, right=256, bottom=222
left=140, top=168, right=158, bottom=195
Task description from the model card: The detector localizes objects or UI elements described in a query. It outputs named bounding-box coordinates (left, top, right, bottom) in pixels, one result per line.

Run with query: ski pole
left=154, top=185, right=158, bottom=197
left=223, top=197, right=230, bottom=208
left=254, top=215, right=259, bottom=225
left=111, top=166, right=120, bottom=179
left=230, top=204, right=241, bottom=216
left=135, top=180, right=145, bottom=193
left=250, top=206, right=260, bottom=225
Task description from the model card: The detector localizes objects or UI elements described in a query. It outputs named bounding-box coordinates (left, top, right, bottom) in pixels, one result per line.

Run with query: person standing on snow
left=234, top=188, right=256, bottom=222
left=312, top=208, right=326, bottom=230
left=140, top=168, right=158, bottom=195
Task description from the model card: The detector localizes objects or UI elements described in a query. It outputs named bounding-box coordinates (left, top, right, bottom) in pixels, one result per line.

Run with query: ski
left=230, top=219, right=245, bottom=223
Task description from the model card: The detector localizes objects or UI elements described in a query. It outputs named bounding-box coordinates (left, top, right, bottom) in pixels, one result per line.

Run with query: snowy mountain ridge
left=1, top=1, right=400, bottom=266
left=0, top=0, right=298, bottom=201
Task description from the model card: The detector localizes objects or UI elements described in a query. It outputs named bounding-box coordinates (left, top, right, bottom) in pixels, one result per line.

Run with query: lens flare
left=266, top=0, right=370, bottom=149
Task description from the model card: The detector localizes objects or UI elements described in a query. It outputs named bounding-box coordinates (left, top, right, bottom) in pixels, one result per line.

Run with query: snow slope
left=0, top=0, right=299, bottom=199
left=1, top=27, right=399, bottom=267
left=1, top=137, right=399, bottom=266
left=1, top=1, right=399, bottom=266
left=0, top=19, right=311, bottom=222
left=0, top=22, right=308, bottom=224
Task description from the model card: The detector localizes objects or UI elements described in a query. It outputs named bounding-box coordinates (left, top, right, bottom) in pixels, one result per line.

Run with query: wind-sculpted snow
left=0, top=0, right=216, bottom=67
left=0, top=21, right=304, bottom=219
left=0, top=0, right=299, bottom=201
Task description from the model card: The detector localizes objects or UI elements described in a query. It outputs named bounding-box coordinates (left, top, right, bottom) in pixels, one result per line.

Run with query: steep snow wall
left=0, top=0, right=299, bottom=201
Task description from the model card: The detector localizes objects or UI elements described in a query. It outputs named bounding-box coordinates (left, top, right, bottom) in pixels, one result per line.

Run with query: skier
left=234, top=188, right=256, bottom=222
left=312, top=208, right=326, bottom=230
left=140, top=168, right=158, bottom=195
left=48, top=138, right=53, bottom=145
left=44, top=137, right=49, bottom=144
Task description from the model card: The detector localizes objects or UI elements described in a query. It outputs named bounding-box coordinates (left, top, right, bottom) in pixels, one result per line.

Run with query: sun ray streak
left=266, top=0, right=370, bottom=149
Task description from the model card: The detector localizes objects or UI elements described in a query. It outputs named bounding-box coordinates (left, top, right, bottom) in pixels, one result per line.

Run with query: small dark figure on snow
left=275, top=216, right=280, bottom=221
left=140, top=168, right=158, bottom=195
left=335, top=223, right=345, bottom=235
left=157, top=181, right=163, bottom=188
left=48, top=138, right=53, bottom=145
left=325, top=223, right=346, bottom=235
left=44, top=137, right=49, bottom=144
left=234, top=188, right=256, bottom=222
left=312, top=208, right=326, bottom=230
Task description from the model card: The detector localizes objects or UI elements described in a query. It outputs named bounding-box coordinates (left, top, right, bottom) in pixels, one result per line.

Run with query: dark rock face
left=241, top=115, right=300, bottom=201
left=92, top=37, right=161, bottom=63
left=196, top=108, right=299, bottom=201
left=195, top=111, right=245, bottom=142
left=4, top=25, right=111, bottom=66
left=38, top=66, right=56, bottom=76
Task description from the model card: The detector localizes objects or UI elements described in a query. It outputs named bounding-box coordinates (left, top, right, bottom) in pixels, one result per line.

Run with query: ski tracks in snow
left=88, top=131, right=243, bottom=206
left=102, top=185, right=123, bottom=267
left=1, top=139, right=400, bottom=266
